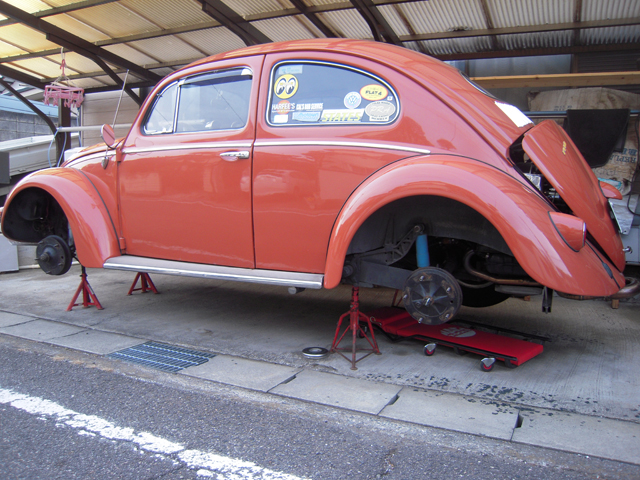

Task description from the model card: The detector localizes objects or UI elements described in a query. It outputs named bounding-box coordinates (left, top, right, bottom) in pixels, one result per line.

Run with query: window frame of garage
left=266, top=60, right=400, bottom=128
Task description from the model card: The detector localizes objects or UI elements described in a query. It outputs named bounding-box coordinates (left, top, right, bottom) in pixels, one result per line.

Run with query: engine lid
left=522, top=120, right=625, bottom=271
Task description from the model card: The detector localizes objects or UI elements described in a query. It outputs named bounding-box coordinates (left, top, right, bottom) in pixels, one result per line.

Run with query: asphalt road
left=2, top=335, right=639, bottom=480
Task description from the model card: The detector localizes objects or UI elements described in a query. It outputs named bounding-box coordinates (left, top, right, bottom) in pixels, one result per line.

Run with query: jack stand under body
left=331, top=287, right=380, bottom=370
left=128, top=272, right=159, bottom=295
left=67, top=266, right=103, bottom=311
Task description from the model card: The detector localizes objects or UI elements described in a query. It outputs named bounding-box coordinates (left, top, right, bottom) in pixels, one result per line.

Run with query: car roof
left=163, top=39, right=531, bottom=156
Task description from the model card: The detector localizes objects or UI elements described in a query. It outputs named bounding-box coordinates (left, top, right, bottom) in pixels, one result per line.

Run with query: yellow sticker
left=360, top=84, right=388, bottom=101
left=274, top=74, right=298, bottom=99
left=562, top=141, right=567, bottom=155
left=321, top=109, right=364, bottom=122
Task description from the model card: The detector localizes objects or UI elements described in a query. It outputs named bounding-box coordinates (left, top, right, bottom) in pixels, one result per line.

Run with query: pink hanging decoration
left=43, top=51, right=84, bottom=108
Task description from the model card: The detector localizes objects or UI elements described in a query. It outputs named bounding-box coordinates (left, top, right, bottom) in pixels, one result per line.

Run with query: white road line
left=0, top=387, right=307, bottom=480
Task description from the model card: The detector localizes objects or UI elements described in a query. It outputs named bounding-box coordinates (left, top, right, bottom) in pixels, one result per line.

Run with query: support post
left=67, top=266, right=103, bottom=311
left=128, top=272, right=159, bottom=295
left=330, top=286, right=380, bottom=370
left=56, top=102, right=71, bottom=165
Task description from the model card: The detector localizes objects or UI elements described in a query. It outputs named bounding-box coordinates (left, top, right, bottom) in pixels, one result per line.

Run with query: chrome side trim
left=123, top=142, right=253, bottom=155
left=254, top=140, right=430, bottom=155
left=103, top=255, right=324, bottom=289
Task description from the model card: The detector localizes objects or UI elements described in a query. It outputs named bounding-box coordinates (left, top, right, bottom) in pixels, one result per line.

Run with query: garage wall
left=80, top=90, right=142, bottom=146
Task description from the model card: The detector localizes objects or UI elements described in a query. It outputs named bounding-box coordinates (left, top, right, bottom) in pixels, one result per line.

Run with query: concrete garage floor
left=1, top=264, right=639, bottom=464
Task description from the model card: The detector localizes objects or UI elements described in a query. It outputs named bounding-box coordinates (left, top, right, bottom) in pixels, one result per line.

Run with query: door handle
left=220, top=150, right=250, bottom=161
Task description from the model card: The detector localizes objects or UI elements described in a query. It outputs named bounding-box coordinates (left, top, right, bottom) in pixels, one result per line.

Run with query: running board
left=103, top=256, right=324, bottom=289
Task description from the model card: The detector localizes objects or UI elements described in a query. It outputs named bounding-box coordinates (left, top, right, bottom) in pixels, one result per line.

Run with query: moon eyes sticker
left=274, top=74, right=298, bottom=99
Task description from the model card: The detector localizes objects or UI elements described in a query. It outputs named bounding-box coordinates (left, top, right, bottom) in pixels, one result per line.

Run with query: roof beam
left=196, top=0, right=271, bottom=46
left=473, top=71, right=640, bottom=89
left=572, top=0, right=583, bottom=47
left=434, top=43, right=640, bottom=61
left=402, top=16, right=640, bottom=42
left=0, top=0, right=160, bottom=83
left=289, top=0, right=336, bottom=38
left=0, top=64, right=46, bottom=88
left=51, top=36, right=142, bottom=105
left=351, top=0, right=401, bottom=44
left=0, top=0, right=117, bottom=28
left=0, top=77, right=56, bottom=134
left=478, top=0, right=499, bottom=50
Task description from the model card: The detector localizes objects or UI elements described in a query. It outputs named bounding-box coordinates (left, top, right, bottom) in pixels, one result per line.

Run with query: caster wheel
left=504, top=359, right=518, bottom=369
left=358, top=325, right=368, bottom=338
left=424, top=343, right=436, bottom=356
left=480, top=357, right=496, bottom=372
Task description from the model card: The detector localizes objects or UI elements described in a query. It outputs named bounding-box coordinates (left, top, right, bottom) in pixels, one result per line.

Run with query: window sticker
left=321, top=109, right=364, bottom=123
left=344, top=92, right=362, bottom=109
left=274, top=74, right=298, bottom=99
left=296, top=103, right=323, bottom=111
left=360, top=84, right=388, bottom=101
left=272, top=100, right=295, bottom=113
left=365, top=101, right=396, bottom=122
left=279, top=65, right=303, bottom=75
left=293, top=111, right=321, bottom=122
left=267, top=62, right=399, bottom=127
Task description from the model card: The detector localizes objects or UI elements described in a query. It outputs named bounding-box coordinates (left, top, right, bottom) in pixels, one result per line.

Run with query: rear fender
left=324, top=155, right=624, bottom=296
left=1, top=168, right=120, bottom=268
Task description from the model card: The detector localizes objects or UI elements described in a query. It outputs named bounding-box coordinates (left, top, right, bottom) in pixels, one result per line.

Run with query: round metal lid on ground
left=302, top=347, right=329, bottom=358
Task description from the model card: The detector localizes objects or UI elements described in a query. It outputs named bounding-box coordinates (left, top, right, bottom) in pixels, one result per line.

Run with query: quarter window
left=144, top=83, right=178, bottom=134
left=143, top=68, right=252, bottom=135
left=267, top=62, right=399, bottom=127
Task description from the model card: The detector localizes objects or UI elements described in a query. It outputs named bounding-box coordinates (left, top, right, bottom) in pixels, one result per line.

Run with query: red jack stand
left=67, top=266, right=103, bottom=311
left=127, top=272, right=159, bottom=295
left=330, top=286, right=380, bottom=370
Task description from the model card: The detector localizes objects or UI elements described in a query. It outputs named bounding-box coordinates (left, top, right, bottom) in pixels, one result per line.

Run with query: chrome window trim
left=266, top=60, right=400, bottom=128
left=104, top=255, right=323, bottom=289
left=123, top=141, right=253, bottom=155
left=254, top=140, right=430, bottom=156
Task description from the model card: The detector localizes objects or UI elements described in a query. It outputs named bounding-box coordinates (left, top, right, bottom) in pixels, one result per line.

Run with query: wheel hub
left=403, top=267, right=462, bottom=325
left=36, top=235, right=72, bottom=276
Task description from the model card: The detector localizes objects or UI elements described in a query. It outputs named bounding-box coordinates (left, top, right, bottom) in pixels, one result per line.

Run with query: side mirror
left=101, top=124, right=116, bottom=148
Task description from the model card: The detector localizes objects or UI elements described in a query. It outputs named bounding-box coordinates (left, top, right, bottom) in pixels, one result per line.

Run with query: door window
left=143, top=68, right=252, bottom=135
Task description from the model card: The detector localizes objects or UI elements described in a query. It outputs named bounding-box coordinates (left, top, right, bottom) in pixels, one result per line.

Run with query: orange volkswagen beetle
left=2, top=39, right=637, bottom=324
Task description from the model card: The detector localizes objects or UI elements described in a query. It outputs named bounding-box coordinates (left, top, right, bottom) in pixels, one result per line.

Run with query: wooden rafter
left=473, top=71, right=640, bottom=89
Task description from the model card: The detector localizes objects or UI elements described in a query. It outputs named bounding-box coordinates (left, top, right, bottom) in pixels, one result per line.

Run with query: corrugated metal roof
left=253, top=15, right=320, bottom=42
left=223, top=0, right=294, bottom=17
left=0, top=0, right=637, bottom=93
left=319, top=8, right=372, bottom=39
left=488, top=0, right=573, bottom=28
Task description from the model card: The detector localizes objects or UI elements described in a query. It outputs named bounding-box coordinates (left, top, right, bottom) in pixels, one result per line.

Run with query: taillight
left=549, top=212, right=586, bottom=252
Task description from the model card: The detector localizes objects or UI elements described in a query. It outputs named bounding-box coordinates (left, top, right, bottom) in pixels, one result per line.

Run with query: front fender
left=2, top=168, right=120, bottom=268
left=324, top=155, right=624, bottom=296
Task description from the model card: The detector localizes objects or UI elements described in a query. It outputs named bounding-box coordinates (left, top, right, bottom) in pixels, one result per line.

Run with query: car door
left=117, top=57, right=262, bottom=268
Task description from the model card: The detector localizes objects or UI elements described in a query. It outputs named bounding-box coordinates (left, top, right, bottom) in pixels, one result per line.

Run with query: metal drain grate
left=108, top=342, right=215, bottom=373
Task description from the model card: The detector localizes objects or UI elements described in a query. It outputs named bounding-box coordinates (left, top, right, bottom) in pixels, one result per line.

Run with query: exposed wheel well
left=347, top=195, right=511, bottom=259
left=343, top=196, right=528, bottom=306
left=2, top=188, right=72, bottom=247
